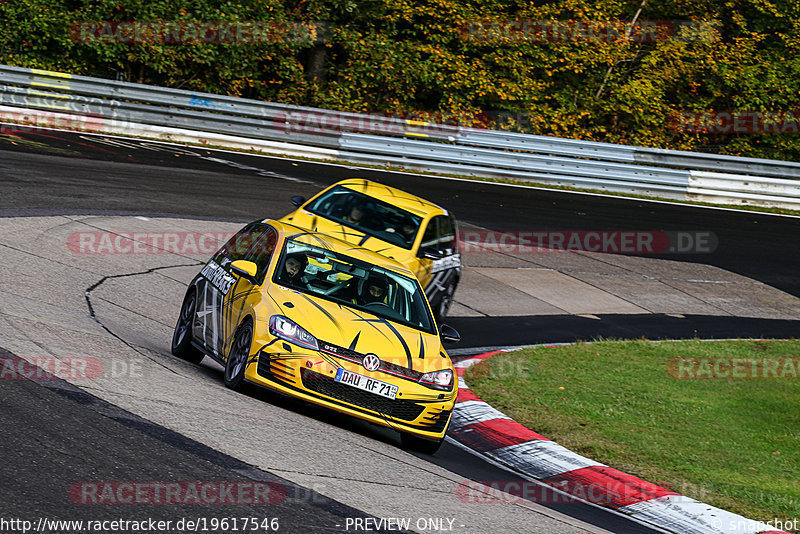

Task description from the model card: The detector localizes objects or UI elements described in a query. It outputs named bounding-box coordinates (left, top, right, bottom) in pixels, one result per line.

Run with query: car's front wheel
left=433, top=279, right=458, bottom=323
left=224, top=320, right=253, bottom=391
left=171, top=290, right=204, bottom=364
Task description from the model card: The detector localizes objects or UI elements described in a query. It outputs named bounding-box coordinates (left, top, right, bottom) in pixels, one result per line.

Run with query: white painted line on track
left=5, top=121, right=799, bottom=219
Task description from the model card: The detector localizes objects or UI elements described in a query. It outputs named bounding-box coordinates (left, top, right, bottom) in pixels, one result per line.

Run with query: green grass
left=465, top=339, right=800, bottom=525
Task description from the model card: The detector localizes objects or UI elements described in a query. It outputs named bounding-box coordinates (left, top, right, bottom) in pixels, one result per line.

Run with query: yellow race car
left=171, top=220, right=460, bottom=453
left=279, top=179, right=461, bottom=322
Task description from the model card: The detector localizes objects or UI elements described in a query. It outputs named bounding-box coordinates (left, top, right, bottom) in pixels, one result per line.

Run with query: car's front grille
left=300, top=368, right=425, bottom=422
left=318, top=341, right=423, bottom=382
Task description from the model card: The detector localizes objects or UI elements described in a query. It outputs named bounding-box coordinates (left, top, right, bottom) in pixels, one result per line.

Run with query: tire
left=171, top=290, right=204, bottom=364
left=224, top=321, right=253, bottom=391
left=400, top=432, right=445, bottom=455
left=433, top=279, right=457, bottom=323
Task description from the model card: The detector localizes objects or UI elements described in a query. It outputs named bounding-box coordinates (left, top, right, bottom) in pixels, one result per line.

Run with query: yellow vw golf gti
left=171, top=220, right=460, bottom=453
left=280, top=179, right=461, bottom=322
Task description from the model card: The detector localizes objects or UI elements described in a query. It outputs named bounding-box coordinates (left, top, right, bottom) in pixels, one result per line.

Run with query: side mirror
left=230, top=260, right=258, bottom=285
left=291, top=196, right=306, bottom=207
left=420, top=248, right=444, bottom=260
left=439, top=324, right=460, bottom=344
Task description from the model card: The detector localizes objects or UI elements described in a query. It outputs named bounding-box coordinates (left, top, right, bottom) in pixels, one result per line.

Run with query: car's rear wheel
left=171, top=290, right=204, bottom=364
left=224, top=320, right=253, bottom=391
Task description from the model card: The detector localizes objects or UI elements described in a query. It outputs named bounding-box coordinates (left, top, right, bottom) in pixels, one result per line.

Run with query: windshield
left=304, top=186, right=422, bottom=249
left=273, top=239, right=435, bottom=334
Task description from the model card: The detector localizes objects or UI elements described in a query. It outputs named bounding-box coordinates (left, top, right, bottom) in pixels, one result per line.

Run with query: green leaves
left=2, top=0, right=798, bottom=158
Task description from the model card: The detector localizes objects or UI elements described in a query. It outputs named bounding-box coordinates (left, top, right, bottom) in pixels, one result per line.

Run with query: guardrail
left=1, top=64, right=799, bottom=209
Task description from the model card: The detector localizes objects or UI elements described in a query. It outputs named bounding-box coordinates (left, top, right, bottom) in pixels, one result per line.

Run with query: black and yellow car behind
left=280, top=179, right=461, bottom=322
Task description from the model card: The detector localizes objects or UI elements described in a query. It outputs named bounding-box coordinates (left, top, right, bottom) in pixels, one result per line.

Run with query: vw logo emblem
left=362, top=354, right=381, bottom=372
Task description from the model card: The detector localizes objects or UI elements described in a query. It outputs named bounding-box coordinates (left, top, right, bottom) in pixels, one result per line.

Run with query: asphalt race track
left=0, top=349, right=406, bottom=534
left=1, top=124, right=798, bottom=534
left=1, top=127, right=798, bottom=348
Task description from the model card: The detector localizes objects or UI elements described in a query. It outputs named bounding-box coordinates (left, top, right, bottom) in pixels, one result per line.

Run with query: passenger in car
left=399, top=218, right=417, bottom=245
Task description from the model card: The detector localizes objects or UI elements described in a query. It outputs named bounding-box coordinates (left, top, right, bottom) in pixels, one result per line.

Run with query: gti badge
left=362, top=353, right=380, bottom=372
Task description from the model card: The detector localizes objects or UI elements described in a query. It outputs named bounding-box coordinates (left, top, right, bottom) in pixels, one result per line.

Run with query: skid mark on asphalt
left=84, top=263, right=201, bottom=376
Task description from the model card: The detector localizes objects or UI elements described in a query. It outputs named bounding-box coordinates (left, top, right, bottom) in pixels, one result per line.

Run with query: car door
left=194, top=224, right=276, bottom=358
left=221, top=226, right=278, bottom=357
left=417, top=213, right=461, bottom=306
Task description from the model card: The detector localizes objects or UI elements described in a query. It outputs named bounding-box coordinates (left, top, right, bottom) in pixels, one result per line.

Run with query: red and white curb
left=451, top=351, right=790, bottom=534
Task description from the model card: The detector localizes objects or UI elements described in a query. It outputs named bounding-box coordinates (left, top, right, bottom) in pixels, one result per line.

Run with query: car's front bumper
left=244, top=346, right=456, bottom=440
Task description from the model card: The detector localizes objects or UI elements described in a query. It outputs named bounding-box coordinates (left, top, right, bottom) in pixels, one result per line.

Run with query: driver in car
left=354, top=276, right=388, bottom=306
left=342, top=202, right=365, bottom=225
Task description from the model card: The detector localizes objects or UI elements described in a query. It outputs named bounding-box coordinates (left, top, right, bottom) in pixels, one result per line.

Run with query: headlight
left=269, top=315, right=319, bottom=351
left=419, top=369, right=454, bottom=390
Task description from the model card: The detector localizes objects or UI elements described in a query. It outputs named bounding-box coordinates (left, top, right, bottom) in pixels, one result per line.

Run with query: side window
left=217, top=223, right=261, bottom=263
left=419, top=217, right=438, bottom=253
left=419, top=215, right=456, bottom=256
left=215, top=224, right=277, bottom=284
left=439, top=214, right=457, bottom=255
left=245, top=227, right=278, bottom=284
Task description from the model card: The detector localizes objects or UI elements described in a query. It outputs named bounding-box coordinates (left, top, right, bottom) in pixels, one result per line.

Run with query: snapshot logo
left=670, top=110, right=800, bottom=134
left=0, top=356, right=104, bottom=380
left=668, top=357, right=800, bottom=379
left=69, top=21, right=322, bottom=45
left=458, top=19, right=717, bottom=43
left=459, top=230, right=717, bottom=254
left=69, top=482, right=286, bottom=505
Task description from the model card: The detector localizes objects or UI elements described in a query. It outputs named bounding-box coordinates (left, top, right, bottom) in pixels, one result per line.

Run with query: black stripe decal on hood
left=418, top=333, right=425, bottom=359
left=376, top=317, right=412, bottom=370
left=343, top=308, right=394, bottom=344
left=298, top=293, right=342, bottom=333
left=342, top=308, right=414, bottom=369
left=348, top=332, right=360, bottom=351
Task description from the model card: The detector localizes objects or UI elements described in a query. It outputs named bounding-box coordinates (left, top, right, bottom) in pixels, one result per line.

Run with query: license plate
left=334, top=368, right=398, bottom=400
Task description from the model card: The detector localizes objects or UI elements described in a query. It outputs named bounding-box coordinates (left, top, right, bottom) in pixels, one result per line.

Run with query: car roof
left=266, top=219, right=417, bottom=278
left=333, top=179, right=446, bottom=217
